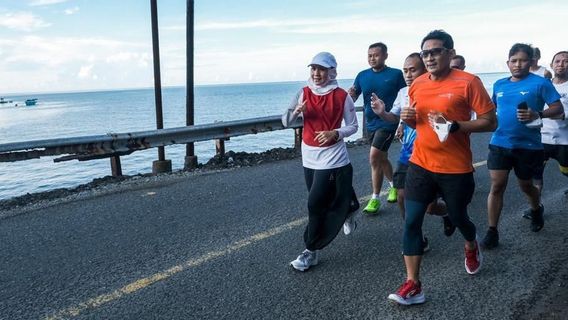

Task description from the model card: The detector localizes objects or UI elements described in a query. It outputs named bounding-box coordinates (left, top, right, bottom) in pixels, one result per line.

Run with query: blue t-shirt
left=399, top=125, right=417, bottom=165
left=490, top=73, right=561, bottom=150
left=353, top=67, right=406, bottom=132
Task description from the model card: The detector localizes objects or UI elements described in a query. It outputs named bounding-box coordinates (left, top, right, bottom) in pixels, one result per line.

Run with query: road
left=0, top=132, right=567, bottom=319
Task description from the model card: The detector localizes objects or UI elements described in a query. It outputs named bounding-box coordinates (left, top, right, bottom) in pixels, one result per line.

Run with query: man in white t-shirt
left=530, top=47, right=553, bottom=79
left=525, top=51, right=568, bottom=206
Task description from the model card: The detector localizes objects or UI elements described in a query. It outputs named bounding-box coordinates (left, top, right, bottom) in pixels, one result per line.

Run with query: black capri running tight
left=403, top=163, right=477, bottom=255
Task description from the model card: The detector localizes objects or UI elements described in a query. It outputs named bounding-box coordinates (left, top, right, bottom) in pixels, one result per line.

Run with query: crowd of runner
left=282, top=29, right=568, bottom=305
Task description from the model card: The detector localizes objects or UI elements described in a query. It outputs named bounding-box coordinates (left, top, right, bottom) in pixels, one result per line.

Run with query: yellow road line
left=46, top=217, right=308, bottom=320
left=47, top=160, right=489, bottom=319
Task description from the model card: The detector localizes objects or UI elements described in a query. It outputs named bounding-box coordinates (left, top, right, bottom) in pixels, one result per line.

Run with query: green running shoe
left=387, top=187, right=398, bottom=203
left=363, top=198, right=380, bottom=214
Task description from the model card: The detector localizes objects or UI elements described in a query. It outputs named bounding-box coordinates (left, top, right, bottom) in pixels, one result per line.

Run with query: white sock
left=372, top=193, right=380, bottom=199
left=388, top=181, right=394, bottom=188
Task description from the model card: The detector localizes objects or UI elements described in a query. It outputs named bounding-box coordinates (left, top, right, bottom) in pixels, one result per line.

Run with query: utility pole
left=150, top=0, right=172, bottom=174
left=184, top=0, right=198, bottom=169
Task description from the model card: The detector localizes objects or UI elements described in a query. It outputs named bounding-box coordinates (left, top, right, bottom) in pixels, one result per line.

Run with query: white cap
left=308, top=52, right=337, bottom=69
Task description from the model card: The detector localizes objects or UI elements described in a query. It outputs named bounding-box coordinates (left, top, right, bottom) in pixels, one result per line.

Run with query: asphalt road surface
left=0, top=132, right=567, bottom=320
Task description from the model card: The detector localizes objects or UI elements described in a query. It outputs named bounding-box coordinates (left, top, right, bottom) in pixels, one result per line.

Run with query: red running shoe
left=464, top=238, right=483, bottom=275
left=387, top=280, right=425, bottom=305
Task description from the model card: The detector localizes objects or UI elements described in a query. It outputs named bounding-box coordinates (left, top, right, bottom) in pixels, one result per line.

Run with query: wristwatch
left=449, top=121, right=460, bottom=133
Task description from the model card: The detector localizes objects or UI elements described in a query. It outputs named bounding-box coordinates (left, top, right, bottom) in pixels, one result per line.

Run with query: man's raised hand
left=370, top=93, right=386, bottom=116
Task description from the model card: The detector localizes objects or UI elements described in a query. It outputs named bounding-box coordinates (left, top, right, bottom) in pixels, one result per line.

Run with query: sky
left=0, top=0, right=566, bottom=94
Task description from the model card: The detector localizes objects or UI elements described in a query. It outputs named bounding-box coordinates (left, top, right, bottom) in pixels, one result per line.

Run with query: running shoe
left=343, top=212, right=358, bottom=235
left=464, top=238, right=482, bottom=275
left=530, top=204, right=544, bottom=232
left=290, top=249, right=318, bottom=271
left=480, top=228, right=499, bottom=250
left=388, top=280, right=425, bottom=305
left=363, top=198, right=380, bottom=214
left=387, top=187, right=398, bottom=203
left=521, top=207, right=532, bottom=220
left=422, top=236, right=430, bottom=253
left=443, top=215, right=456, bottom=237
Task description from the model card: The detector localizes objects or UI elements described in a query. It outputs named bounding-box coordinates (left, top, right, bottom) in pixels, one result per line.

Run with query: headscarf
left=307, top=52, right=338, bottom=95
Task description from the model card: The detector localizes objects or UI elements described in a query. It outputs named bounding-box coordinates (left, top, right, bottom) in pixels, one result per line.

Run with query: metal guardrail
left=0, top=115, right=300, bottom=161
left=0, top=106, right=364, bottom=176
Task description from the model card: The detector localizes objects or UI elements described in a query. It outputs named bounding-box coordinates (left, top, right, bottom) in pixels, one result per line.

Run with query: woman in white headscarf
left=283, top=52, right=359, bottom=271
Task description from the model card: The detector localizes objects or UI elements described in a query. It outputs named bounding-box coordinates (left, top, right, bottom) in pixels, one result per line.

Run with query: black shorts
left=534, top=144, right=568, bottom=179
left=393, top=162, right=409, bottom=189
left=368, top=128, right=396, bottom=151
left=405, top=163, right=474, bottom=206
left=487, top=144, right=544, bottom=180
left=543, top=144, right=568, bottom=167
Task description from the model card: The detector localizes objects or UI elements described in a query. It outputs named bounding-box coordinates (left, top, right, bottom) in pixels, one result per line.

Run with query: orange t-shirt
left=408, top=69, right=495, bottom=173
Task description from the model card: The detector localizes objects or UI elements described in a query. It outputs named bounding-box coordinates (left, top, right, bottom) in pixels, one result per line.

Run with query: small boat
left=0, top=97, right=14, bottom=104
left=25, top=98, right=38, bottom=106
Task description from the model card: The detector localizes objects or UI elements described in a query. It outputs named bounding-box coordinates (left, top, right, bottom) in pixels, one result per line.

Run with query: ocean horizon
left=0, top=73, right=509, bottom=201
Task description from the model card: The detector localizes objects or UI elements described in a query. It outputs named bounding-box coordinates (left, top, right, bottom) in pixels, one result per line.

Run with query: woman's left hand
left=314, top=130, right=338, bottom=146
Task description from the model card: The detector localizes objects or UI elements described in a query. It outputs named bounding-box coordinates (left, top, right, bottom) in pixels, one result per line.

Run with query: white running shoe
left=290, top=249, right=318, bottom=271
left=343, top=212, right=358, bottom=235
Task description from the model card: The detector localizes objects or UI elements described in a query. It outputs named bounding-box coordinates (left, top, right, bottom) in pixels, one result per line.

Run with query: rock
left=0, top=146, right=303, bottom=212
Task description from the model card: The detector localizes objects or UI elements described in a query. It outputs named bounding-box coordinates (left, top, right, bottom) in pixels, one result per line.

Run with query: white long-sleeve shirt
left=282, top=88, right=358, bottom=169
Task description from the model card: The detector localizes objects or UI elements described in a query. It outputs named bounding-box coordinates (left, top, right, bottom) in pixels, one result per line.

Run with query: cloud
left=0, top=35, right=152, bottom=92
left=0, top=12, right=51, bottom=31
left=29, top=0, right=69, bottom=6
left=77, top=64, right=93, bottom=79
left=160, top=19, right=326, bottom=32
left=105, top=52, right=150, bottom=67
left=1, top=36, right=145, bottom=67
left=64, top=6, right=79, bottom=15
left=196, top=19, right=322, bottom=31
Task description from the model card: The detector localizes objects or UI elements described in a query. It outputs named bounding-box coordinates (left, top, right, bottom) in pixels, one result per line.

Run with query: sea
left=0, top=73, right=509, bottom=201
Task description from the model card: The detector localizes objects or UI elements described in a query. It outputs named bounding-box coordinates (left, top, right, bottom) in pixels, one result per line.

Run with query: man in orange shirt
left=387, top=30, right=497, bottom=306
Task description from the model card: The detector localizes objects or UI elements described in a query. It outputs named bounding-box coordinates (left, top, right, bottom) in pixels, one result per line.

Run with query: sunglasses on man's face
left=419, top=47, right=448, bottom=59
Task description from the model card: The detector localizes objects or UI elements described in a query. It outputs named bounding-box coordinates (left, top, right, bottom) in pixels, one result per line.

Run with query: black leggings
left=303, top=164, right=357, bottom=251
left=403, top=163, right=476, bottom=255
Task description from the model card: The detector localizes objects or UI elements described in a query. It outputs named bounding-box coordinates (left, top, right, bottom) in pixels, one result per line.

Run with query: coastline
left=0, top=146, right=303, bottom=217
left=0, top=139, right=370, bottom=217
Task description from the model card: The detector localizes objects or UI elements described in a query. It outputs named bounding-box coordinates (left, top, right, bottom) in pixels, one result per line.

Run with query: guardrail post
left=294, top=128, right=302, bottom=149
left=215, top=138, right=227, bottom=156
left=110, top=155, right=122, bottom=177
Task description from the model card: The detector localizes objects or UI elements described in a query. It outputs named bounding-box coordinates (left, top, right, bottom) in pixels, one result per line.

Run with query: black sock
left=489, top=226, right=498, bottom=233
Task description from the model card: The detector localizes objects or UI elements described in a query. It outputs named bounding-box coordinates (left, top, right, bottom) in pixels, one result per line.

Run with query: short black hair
left=406, top=52, right=426, bottom=69
left=509, top=43, right=533, bottom=60
left=407, top=52, right=421, bottom=60
left=421, top=30, right=454, bottom=50
left=532, top=47, right=541, bottom=59
left=552, top=51, right=568, bottom=63
left=452, top=55, right=465, bottom=64
left=369, top=42, right=388, bottom=54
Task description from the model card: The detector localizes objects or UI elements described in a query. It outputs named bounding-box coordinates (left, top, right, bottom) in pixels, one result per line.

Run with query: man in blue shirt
left=483, top=43, right=564, bottom=249
left=349, top=42, right=406, bottom=214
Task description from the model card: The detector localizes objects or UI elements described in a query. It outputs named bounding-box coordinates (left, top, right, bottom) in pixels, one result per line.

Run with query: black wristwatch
left=449, top=121, right=460, bottom=133
left=537, top=111, right=543, bottom=118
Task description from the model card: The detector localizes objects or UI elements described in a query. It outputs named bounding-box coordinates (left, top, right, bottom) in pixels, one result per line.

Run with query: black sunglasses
left=420, top=47, right=448, bottom=58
